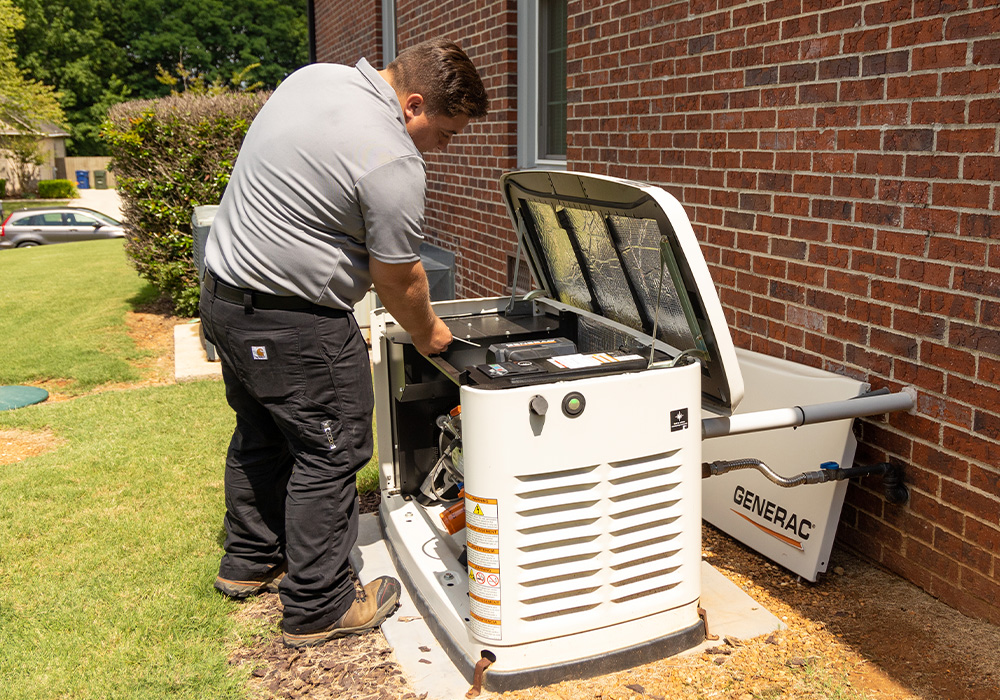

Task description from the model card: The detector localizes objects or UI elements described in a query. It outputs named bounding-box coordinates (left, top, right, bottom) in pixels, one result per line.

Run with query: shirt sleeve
left=356, top=155, right=426, bottom=263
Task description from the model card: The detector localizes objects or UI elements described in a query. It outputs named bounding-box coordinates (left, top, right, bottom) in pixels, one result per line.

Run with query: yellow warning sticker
left=465, top=495, right=498, bottom=530
left=465, top=493, right=501, bottom=641
left=469, top=611, right=502, bottom=640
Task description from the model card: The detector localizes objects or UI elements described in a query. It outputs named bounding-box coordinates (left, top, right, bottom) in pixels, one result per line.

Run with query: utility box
left=420, top=241, right=456, bottom=302
left=192, top=206, right=220, bottom=361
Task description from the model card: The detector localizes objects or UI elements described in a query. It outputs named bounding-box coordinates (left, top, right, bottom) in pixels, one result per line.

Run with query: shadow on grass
left=127, top=282, right=178, bottom=315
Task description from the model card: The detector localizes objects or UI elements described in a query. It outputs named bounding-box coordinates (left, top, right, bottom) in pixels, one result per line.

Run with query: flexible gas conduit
left=701, top=458, right=910, bottom=503
left=702, top=458, right=825, bottom=487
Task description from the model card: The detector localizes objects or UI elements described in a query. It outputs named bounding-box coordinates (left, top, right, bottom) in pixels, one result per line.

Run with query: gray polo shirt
left=206, top=58, right=426, bottom=310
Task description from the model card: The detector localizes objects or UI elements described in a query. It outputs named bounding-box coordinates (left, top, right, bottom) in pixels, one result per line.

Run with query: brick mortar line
left=711, top=258, right=984, bottom=287
left=669, top=186, right=998, bottom=221
left=568, top=7, right=992, bottom=39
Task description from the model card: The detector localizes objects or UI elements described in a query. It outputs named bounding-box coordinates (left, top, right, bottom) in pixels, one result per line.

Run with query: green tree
left=12, top=0, right=306, bottom=156
left=0, top=0, right=64, bottom=128
left=111, top=0, right=308, bottom=99
left=1, top=0, right=65, bottom=192
left=2, top=135, right=45, bottom=196
left=11, top=0, right=128, bottom=155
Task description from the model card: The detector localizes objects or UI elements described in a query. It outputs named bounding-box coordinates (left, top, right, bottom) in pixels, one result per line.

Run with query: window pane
left=539, top=0, right=567, bottom=159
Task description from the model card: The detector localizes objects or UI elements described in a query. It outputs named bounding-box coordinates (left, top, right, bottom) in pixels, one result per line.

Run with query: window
left=539, top=0, right=567, bottom=160
left=32, top=214, right=63, bottom=226
left=518, top=0, right=567, bottom=168
left=69, top=213, right=99, bottom=226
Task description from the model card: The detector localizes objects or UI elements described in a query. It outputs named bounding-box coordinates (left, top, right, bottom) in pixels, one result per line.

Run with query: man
left=199, top=38, right=488, bottom=648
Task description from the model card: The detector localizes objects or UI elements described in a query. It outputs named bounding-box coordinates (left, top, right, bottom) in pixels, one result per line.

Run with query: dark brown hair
left=387, top=38, right=489, bottom=119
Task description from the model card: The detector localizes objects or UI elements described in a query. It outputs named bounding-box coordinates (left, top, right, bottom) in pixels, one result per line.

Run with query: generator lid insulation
left=501, top=170, right=744, bottom=414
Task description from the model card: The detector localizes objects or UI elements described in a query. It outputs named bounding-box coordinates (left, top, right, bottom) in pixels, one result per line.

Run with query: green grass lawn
left=0, top=240, right=379, bottom=698
left=2, top=198, right=74, bottom=212
left=0, top=383, right=251, bottom=700
left=0, top=239, right=154, bottom=392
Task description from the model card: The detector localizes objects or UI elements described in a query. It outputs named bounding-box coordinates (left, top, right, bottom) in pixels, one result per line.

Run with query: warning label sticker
left=468, top=611, right=502, bottom=640
left=547, top=352, right=643, bottom=369
left=465, top=493, right=501, bottom=640
left=467, top=540, right=500, bottom=569
left=465, top=494, right=498, bottom=529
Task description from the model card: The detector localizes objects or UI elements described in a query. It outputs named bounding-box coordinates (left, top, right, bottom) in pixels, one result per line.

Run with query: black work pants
left=199, top=282, right=374, bottom=634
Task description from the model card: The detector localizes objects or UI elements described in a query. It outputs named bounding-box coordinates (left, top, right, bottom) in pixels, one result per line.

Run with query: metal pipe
left=701, top=388, right=915, bottom=440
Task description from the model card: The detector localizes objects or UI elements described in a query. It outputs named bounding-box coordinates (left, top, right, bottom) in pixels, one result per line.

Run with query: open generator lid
left=500, top=170, right=745, bottom=414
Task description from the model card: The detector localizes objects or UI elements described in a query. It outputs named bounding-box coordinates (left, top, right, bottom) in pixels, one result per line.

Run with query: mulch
left=227, top=510, right=1000, bottom=700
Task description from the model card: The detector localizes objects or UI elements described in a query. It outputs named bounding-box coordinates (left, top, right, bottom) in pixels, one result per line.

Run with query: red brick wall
left=314, top=0, right=521, bottom=296
left=565, top=0, right=999, bottom=625
left=313, top=0, right=381, bottom=65
left=394, top=0, right=521, bottom=297
left=313, top=0, right=1000, bottom=625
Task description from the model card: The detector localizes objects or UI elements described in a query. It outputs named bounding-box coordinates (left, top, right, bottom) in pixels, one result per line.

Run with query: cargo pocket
left=226, top=327, right=306, bottom=402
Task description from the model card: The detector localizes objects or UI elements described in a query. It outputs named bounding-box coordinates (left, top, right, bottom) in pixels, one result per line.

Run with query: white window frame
left=517, top=0, right=567, bottom=170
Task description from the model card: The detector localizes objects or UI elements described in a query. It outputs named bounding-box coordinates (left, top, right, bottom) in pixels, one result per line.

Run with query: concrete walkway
left=174, top=321, right=222, bottom=381
left=68, top=188, right=123, bottom=220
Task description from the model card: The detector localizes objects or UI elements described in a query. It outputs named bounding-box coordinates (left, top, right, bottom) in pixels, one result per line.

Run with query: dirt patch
left=0, top=428, right=66, bottom=465
left=124, top=298, right=178, bottom=386
left=697, top=526, right=1000, bottom=700
left=30, top=298, right=179, bottom=404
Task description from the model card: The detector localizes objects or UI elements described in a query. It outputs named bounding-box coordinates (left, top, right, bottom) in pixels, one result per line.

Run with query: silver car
left=0, top=207, right=125, bottom=248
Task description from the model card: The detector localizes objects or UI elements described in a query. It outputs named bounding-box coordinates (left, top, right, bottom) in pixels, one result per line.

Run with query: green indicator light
left=568, top=398, right=581, bottom=410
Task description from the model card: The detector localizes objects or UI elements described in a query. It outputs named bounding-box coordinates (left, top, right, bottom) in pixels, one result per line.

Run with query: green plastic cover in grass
left=0, top=385, right=49, bottom=411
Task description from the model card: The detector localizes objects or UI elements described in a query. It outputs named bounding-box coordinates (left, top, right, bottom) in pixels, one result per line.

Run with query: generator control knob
left=529, top=395, right=548, bottom=416
left=562, top=392, right=586, bottom=417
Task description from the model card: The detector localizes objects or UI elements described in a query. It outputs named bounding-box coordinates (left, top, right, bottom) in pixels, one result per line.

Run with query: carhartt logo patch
left=251, top=346, right=268, bottom=360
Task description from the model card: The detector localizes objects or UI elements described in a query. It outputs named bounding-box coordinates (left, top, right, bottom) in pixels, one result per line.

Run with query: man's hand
left=370, top=258, right=453, bottom=355
left=411, top=317, right=453, bottom=356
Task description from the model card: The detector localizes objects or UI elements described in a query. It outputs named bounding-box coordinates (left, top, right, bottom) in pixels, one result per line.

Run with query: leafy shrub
left=102, top=91, right=270, bottom=316
left=37, top=179, right=78, bottom=199
left=0, top=178, right=6, bottom=197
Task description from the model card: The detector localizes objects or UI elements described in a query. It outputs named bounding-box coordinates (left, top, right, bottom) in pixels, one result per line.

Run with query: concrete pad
left=174, top=321, right=221, bottom=382
left=690, top=563, right=785, bottom=652
left=352, top=514, right=471, bottom=700
left=351, top=513, right=784, bottom=699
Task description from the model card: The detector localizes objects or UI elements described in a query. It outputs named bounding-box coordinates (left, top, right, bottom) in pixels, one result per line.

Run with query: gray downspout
left=307, top=0, right=317, bottom=64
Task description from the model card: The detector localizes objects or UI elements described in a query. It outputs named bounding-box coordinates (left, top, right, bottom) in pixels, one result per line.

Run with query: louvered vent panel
left=512, top=450, right=689, bottom=624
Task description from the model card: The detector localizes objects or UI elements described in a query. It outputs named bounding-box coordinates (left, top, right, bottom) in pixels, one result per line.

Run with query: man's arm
left=370, top=258, right=453, bottom=355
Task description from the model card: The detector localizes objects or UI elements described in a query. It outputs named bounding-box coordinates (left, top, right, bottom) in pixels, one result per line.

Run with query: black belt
left=203, top=270, right=317, bottom=312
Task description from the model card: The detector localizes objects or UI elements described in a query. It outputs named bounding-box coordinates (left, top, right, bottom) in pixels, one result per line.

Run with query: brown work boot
left=281, top=575, right=402, bottom=648
left=214, top=562, right=286, bottom=599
